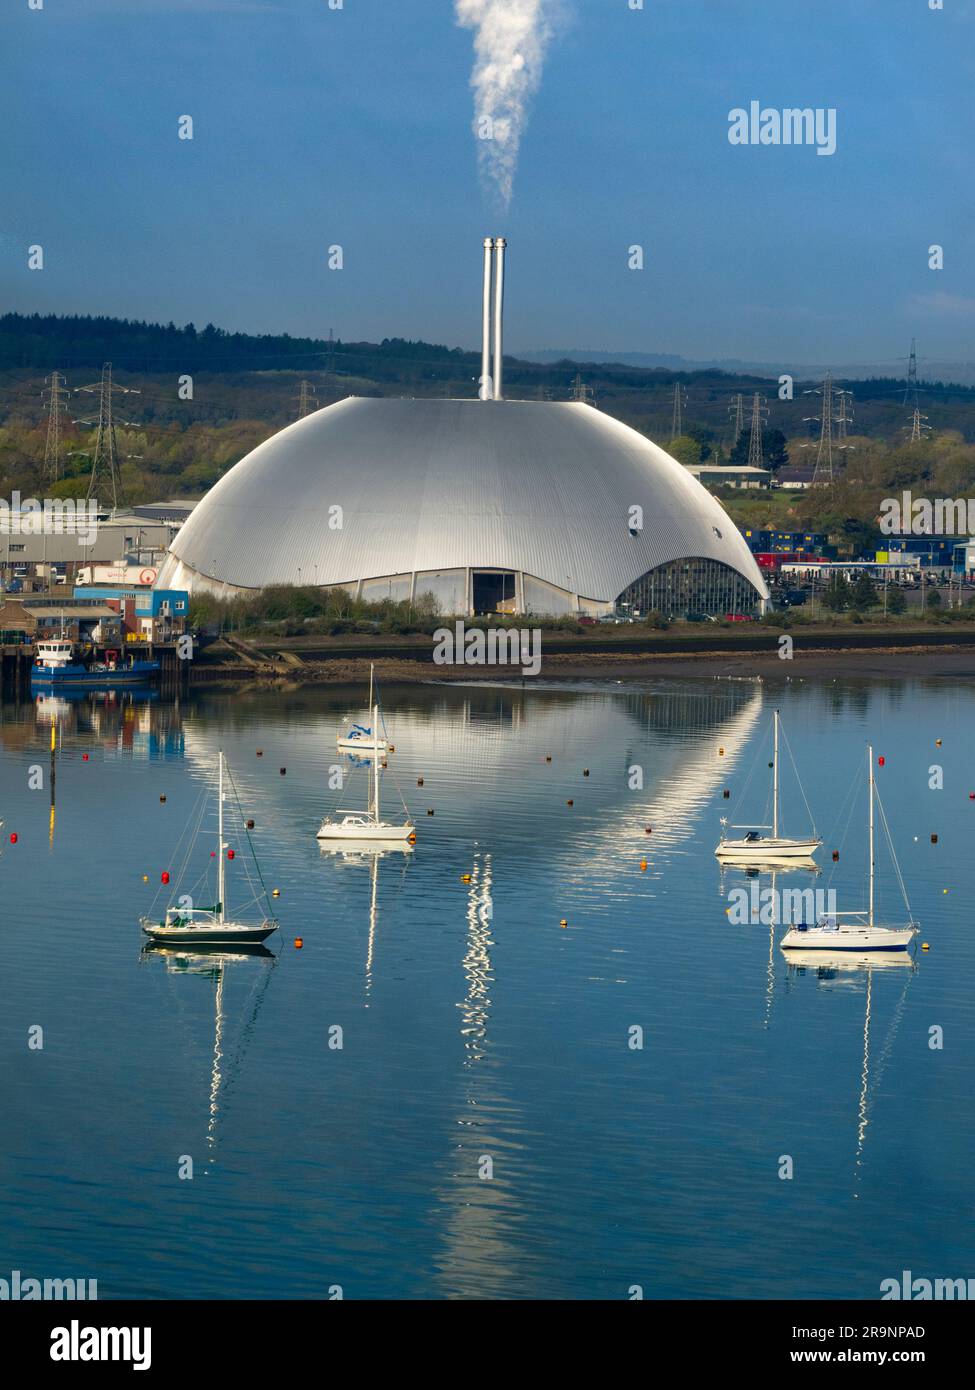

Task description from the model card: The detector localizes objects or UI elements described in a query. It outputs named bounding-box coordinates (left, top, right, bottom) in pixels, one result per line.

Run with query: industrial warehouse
left=156, top=240, right=769, bottom=620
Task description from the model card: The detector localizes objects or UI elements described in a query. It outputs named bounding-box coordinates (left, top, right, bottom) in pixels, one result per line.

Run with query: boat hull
left=716, top=837, right=822, bottom=862
left=337, top=737, right=387, bottom=752
left=32, top=660, right=160, bottom=688
left=141, top=921, right=278, bottom=945
left=317, top=820, right=414, bottom=842
left=781, top=925, right=915, bottom=951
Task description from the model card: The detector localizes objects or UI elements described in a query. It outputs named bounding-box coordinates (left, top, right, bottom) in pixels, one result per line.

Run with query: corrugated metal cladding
left=158, top=398, right=768, bottom=603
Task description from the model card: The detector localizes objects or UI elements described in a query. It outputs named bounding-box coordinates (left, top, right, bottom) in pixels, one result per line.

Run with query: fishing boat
left=715, top=709, right=821, bottom=863
left=781, top=745, right=917, bottom=952
left=141, top=751, right=279, bottom=945
left=337, top=663, right=388, bottom=751
left=31, top=636, right=159, bottom=689
left=318, top=706, right=414, bottom=841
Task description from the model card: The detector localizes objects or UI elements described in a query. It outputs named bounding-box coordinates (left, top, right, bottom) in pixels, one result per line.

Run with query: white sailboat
left=141, top=751, right=279, bottom=945
left=337, top=663, right=388, bottom=752
left=318, top=706, right=414, bottom=842
left=781, top=745, right=917, bottom=951
left=715, top=709, right=821, bottom=863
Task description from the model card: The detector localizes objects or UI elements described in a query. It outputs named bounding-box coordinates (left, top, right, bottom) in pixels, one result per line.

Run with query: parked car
left=725, top=613, right=757, bottom=622
left=684, top=612, right=717, bottom=623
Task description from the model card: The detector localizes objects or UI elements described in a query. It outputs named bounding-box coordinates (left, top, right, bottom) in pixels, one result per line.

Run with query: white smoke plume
left=455, top=0, right=555, bottom=210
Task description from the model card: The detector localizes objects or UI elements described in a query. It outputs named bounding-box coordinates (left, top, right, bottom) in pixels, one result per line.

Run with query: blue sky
left=2, top=0, right=973, bottom=364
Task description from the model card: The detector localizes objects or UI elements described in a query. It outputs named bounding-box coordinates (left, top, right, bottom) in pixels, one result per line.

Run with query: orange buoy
left=936, top=739, right=942, bottom=748
left=559, top=918, right=568, bottom=927
left=161, top=871, right=169, bottom=884
left=640, top=860, right=647, bottom=871
left=719, top=747, right=724, bottom=756
left=272, top=888, right=280, bottom=897
left=294, top=937, right=303, bottom=949
left=408, top=833, right=417, bottom=843
left=567, top=799, right=574, bottom=806
left=461, top=873, right=471, bottom=882
left=921, top=942, right=930, bottom=951
left=82, top=753, right=89, bottom=761
left=878, top=756, right=885, bottom=766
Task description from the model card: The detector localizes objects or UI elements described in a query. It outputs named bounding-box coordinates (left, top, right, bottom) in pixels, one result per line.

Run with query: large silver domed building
left=157, top=240, right=768, bottom=618
left=157, top=396, right=767, bottom=617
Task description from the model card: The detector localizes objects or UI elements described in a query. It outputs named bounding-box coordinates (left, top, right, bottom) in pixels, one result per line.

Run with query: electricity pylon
left=671, top=381, right=686, bottom=440
left=571, top=372, right=594, bottom=404
left=905, top=407, right=931, bottom=443
left=903, top=338, right=919, bottom=409
left=42, top=370, right=70, bottom=484
left=295, top=379, right=319, bottom=418
left=802, top=372, right=837, bottom=485
left=746, top=392, right=768, bottom=469
left=74, top=362, right=140, bottom=509
left=728, top=393, right=745, bottom=444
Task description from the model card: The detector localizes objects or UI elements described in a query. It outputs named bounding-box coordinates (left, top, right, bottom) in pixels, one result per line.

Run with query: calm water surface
left=1, top=675, right=973, bottom=1299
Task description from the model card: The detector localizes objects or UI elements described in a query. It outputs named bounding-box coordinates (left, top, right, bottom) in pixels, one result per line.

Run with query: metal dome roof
left=159, top=397, right=768, bottom=602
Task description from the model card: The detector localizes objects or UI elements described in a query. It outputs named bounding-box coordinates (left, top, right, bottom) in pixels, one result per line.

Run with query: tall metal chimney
left=492, top=236, right=506, bottom=402
left=480, top=237, right=494, bottom=400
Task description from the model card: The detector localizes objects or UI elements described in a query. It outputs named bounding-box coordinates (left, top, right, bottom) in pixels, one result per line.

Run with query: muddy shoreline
left=191, top=643, right=975, bottom=688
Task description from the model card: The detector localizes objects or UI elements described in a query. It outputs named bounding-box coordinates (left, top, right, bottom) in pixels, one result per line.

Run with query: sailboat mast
left=867, top=744, right=874, bottom=928
left=217, top=751, right=226, bottom=922
left=372, top=704, right=380, bottom=822
left=772, top=710, right=779, bottom=839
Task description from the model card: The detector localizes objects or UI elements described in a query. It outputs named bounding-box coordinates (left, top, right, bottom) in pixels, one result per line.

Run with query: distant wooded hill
left=2, top=313, right=975, bottom=520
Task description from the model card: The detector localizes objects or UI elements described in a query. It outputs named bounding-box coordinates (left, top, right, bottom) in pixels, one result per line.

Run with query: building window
left=617, top=557, right=762, bottom=619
